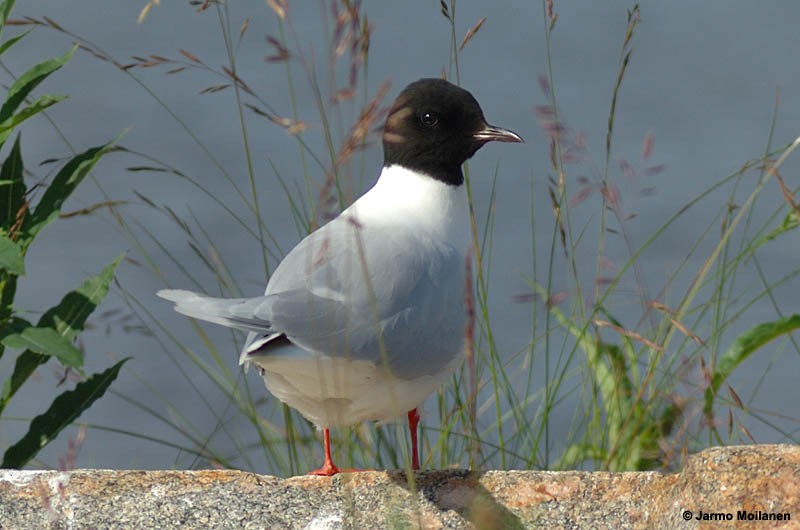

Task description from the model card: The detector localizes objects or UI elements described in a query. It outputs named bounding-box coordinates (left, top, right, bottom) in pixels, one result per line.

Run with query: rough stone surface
left=0, top=445, right=797, bottom=529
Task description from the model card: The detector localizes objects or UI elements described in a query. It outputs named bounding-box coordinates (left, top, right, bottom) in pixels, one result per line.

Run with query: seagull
left=158, top=78, right=523, bottom=475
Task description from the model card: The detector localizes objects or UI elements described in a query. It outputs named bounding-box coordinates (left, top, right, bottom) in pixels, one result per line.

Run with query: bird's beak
left=473, top=123, right=524, bottom=144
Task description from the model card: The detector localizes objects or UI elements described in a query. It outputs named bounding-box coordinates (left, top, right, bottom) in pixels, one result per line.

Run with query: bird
left=157, top=78, right=523, bottom=476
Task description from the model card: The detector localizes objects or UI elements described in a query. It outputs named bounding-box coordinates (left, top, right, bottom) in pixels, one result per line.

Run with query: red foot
left=308, top=465, right=371, bottom=476
left=308, top=462, right=341, bottom=476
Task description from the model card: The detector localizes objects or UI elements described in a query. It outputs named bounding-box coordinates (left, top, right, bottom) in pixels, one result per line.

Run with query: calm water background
left=1, top=1, right=798, bottom=470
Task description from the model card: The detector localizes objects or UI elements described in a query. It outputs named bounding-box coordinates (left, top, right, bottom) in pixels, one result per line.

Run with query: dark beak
left=473, top=123, right=524, bottom=144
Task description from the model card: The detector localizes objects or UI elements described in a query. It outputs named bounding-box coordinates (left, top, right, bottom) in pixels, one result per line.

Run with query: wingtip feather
left=156, top=289, right=198, bottom=302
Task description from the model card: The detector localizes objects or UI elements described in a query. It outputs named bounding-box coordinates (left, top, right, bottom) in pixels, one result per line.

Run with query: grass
left=5, top=1, right=799, bottom=474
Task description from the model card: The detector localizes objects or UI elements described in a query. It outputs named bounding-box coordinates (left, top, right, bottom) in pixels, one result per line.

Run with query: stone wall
left=1, top=445, right=797, bottom=529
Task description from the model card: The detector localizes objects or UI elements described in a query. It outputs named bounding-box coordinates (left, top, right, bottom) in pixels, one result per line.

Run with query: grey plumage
left=158, top=203, right=467, bottom=380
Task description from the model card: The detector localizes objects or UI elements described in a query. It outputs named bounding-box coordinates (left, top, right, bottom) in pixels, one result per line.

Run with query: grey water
left=1, top=1, right=798, bottom=471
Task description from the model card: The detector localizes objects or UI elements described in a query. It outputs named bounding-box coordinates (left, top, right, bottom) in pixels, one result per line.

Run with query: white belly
left=247, top=342, right=466, bottom=428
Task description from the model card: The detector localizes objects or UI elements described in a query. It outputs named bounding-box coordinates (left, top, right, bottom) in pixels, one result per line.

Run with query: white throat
left=344, top=164, right=471, bottom=250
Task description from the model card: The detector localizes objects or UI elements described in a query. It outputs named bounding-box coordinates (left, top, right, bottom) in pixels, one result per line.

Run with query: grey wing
left=256, top=218, right=468, bottom=379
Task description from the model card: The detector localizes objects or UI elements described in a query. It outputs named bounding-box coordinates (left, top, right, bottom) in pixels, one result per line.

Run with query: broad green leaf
left=1, top=326, right=82, bottom=367
left=1, top=358, right=129, bottom=469
left=38, top=254, right=123, bottom=338
left=0, top=231, right=23, bottom=274
left=0, top=94, right=67, bottom=147
left=0, top=349, right=47, bottom=415
left=703, top=314, right=800, bottom=415
left=0, top=314, right=29, bottom=338
left=0, top=134, right=24, bottom=231
left=0, top=256, right=122, bottom=412
left=0, top=314, right=27, bottom=358
left=24, top=135, right=120, bottom=244
left=0, top=45, right=75, bottom=124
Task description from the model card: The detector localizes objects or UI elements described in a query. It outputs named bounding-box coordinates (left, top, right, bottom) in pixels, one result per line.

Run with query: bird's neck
left=382, top=148, right=465, bottom=186
left=345, top=165, right=470, bottom=249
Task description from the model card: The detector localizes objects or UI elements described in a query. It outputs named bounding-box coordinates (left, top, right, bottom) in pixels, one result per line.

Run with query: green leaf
left=0, top=314, right=29, bottom=335
left=23, top=135, right=120, bottom=244
left=0, top=231, right=23, bottom=274
left=703, top=314, right=800, bottom=416
left=0, top=313, right=28, bottom=342
left=1, top=358, right=129, bottom=469
left=0, top=349, right=47, bottom=414
left=0, top=29, right=30, bottom=58
left=1, top=326, right=82, bottom=367
left=0, top=94, right=67, bottom=146
left=39, top=254, right=123, bottom=338
left=0, top=273, right=16, bottom=323
left=0, top=256, right=122, bottom=412
left=0, top=134, right=24, bottom=231
left=0, top=45, right=75, bottom=124
left=0, top=0, right=16, bottom=35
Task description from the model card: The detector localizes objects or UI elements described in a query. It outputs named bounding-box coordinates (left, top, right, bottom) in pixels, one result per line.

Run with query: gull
left=158, top=78, right=523, bottom=475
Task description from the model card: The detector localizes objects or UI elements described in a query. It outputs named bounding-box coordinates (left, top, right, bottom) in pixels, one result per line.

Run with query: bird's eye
left=420, top=112, right=438, bottom=128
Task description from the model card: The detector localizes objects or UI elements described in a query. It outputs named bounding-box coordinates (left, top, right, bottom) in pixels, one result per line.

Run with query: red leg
left=408, top=408, right=420, bottom=470
left=308, top=428, right=340, bottom=476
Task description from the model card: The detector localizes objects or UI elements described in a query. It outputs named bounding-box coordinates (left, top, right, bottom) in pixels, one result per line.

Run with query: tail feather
left=157, top=289, right=272, bottom=333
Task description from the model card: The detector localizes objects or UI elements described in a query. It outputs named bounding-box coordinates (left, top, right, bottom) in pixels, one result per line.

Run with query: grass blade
left=0, top=94, right=67, bottom=146
left=0, top=29, right=30, bottom=58
left=704, top=314, right=800, bottom=417
left=0, top=45, right=74, bottom=124
left=0, top=0, right=16, bottom=38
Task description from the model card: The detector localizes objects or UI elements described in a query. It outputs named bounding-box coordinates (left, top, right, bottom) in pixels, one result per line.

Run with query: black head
left=382, top=78, right=523, bottom=186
